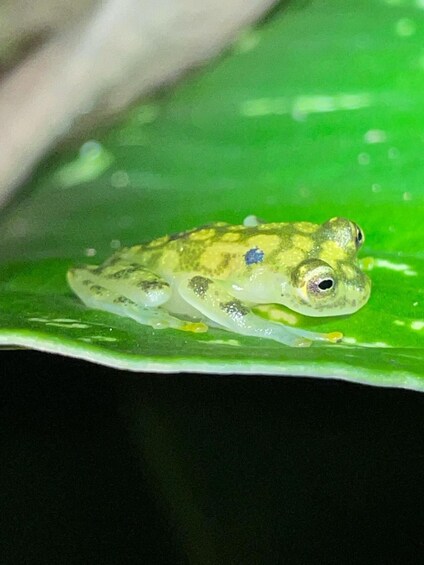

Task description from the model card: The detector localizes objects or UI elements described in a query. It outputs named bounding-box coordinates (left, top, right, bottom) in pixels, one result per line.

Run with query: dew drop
left=395, top=18, right=416, bottom=37
left=358, top=152, right=370, bottom=165
left=364, top=129, right=387, bottom=144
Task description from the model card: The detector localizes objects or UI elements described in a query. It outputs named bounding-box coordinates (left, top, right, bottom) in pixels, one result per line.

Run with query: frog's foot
left=261, top=306, right=343, bottom=345
left=180, top=321, right=208, bottom=333
left=178, top=275, right=326, bottom=347
left=290, top=328, right=344, bottom=345
left=67, top=265, right=206, bottom=334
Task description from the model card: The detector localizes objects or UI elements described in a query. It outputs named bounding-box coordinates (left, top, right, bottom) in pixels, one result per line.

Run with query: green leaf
left=0, top=0, right=423, bottom=389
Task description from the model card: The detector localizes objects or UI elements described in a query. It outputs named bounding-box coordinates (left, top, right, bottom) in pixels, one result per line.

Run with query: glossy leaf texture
left=0, top=0, right=423, bottom=389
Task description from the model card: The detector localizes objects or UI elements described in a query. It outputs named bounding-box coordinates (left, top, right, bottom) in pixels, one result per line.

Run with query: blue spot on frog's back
left=245, top=247, right=265, bottom=265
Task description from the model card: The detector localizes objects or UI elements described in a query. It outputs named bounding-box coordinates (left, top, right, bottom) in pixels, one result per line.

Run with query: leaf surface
left=1, top=0, right=423, bottom=389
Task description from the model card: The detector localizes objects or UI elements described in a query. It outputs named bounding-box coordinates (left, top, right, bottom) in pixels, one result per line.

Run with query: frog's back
left=118, top=220, right=320, bottom=279
left=140, top=220, right=316, bottom=250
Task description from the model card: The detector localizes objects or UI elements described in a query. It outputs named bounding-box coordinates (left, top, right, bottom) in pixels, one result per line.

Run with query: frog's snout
left=335, top=271, right=371, bottom=315
left=355, top=273, right=372, bottom=309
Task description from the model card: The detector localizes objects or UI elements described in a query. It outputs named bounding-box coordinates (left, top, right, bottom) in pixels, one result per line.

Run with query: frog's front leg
left=67, top=263, right=207, bottom=333
left=178, top=276, right=324, bottom=347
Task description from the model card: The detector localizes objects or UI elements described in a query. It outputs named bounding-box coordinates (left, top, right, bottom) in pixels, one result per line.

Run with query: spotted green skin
left=67, top=217, right=371, bottom=347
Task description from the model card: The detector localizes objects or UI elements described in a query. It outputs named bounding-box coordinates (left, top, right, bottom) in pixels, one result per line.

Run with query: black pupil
left=357, top=229, right=363, bottom=243
left=318, top=279, right=333, bottom=291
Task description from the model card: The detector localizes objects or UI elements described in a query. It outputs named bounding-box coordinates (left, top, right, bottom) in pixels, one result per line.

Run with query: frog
left=67, top=216, right=371, bottom=347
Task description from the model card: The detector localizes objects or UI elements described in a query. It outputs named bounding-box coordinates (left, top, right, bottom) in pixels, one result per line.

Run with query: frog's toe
left=180, top=321, right=208, bottom=333
left=325, top=331, right=344, bottom=343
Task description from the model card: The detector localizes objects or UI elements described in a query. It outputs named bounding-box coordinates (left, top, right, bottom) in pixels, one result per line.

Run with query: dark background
left=1, top=351, right=423, bottom=564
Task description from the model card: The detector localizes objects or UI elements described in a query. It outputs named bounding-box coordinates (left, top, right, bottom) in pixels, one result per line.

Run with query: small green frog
left=67, top=216, right=371, bottom=347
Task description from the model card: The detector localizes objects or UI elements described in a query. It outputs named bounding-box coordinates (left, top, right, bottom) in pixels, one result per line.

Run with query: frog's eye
left=292, top=259, right=336, bottom=300
left=354, top=223, right=364, bottom=248
left=305, top=265, right=336, bottom=298
left=308, top=270, right=336, bottom=297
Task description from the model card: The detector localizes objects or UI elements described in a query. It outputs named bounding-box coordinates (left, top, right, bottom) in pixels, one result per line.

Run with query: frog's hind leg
left=257, top=305, right=343, bottom=345
left=178, top=275, right=320, bottom=347
left=67, top=263, right=207, bottom=333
